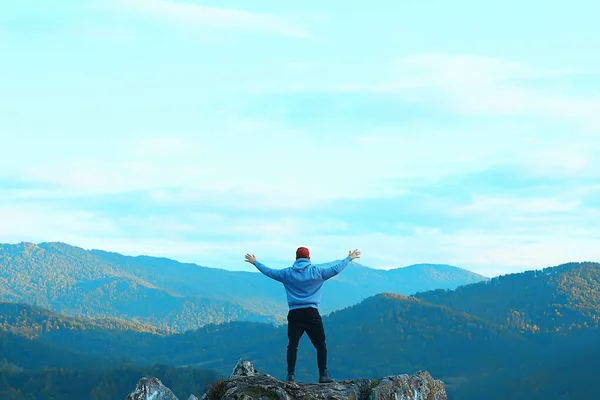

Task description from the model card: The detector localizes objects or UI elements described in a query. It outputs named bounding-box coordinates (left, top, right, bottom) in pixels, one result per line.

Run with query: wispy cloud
left=10, top=123, right=412, bottom=210
left=116, top=0, right=310, bottom=37
left=453, top=196, right=581, bottom=215
left=0, top=204, right=119, bottom=242
left=340, top=54, right=600, bottom=131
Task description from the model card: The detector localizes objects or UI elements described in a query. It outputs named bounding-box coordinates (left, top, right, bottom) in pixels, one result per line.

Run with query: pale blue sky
left=1, top=0, right=599, bottom=276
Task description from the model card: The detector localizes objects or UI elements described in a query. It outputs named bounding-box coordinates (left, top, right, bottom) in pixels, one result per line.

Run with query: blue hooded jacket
left=252, top=256, right=352, bottom=310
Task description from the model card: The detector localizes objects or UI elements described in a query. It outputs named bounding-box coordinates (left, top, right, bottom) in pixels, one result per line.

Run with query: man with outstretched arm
left=244, top=246, right=361, bottom=384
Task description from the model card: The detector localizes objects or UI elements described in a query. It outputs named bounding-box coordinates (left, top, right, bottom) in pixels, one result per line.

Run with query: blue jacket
left=253, top=256, right=352, bottom=310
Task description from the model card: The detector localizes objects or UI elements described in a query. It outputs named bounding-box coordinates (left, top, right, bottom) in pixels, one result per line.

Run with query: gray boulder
left=126, top=376, right=178, bottom=400
left=230, top=358, right=260, bottom=378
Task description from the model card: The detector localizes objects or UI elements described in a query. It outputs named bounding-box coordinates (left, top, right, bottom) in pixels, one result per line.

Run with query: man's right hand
left=348, top=249, right=361, bottom=260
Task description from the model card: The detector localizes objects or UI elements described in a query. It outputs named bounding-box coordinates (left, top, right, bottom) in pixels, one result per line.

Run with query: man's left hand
left=245, top=254, right=257, bottom=264
left=348, top=249, right=361, bottom=260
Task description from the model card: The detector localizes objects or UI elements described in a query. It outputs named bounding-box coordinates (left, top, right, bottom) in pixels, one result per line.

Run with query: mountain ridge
left=0, top=241, right=486, bottom=331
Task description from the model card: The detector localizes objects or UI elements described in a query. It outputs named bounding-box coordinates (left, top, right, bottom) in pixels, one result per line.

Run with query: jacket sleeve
left=253, top=261, right=286, bottom=282
left=318, top=256, right=352, bottom=281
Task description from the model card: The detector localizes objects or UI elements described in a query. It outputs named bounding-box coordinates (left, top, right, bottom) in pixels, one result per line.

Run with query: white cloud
left=343, top=54, right=600, bottom=131
left=353, top=125, right=600, bottom=184
left=116, top=0, right=310, bottom=37
left=4, top=51, right=597, bottom=209
left=0, top=204, right=118, bottom=242
left=453, top=196, right=581, bottom=215
left=8, top=111, right=598, bottom=213
left=22, top=160, right=208, bottom=195
left=7, top=120, right=415, bottom=210
left=518, top=141, right=598, bottom=178
left=136, top=136, right=189, bottom=156
left=445, top=230, right=600, bottom=275
left=231, top=218, right=302, bottom=237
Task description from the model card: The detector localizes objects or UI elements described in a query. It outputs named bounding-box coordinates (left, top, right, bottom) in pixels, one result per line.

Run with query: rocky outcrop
left=126, top=376, right=178, bottom=400
left=127, top=359, right=447, bottom=400
left=229, top=358, right=260, bottom=378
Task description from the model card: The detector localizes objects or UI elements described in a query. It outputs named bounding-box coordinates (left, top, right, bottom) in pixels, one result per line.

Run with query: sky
left=1, top=0, right=599, bottom=277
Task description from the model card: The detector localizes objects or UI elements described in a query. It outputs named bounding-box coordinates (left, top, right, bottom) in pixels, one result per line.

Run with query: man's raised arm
left=245, top=253, right=285, bottom=282
left=318, top=249, right=361, bottom=281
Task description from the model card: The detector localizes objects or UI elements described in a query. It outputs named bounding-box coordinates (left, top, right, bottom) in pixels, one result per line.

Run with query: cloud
left=136, top=136, right=188, bottom=156
left=8, top=110, right=598, bottom=215
left=8, top=121, right=415, bottom=210
left=116, top=0, right=310, bottom=37
left=225, top=54, right=600, bottom=183
left=444, top=229, right=600, bottom=276
left=340, top=54, right=600, bottom=131
left=21, top=160, right=208, bottom=195
left=453, top=196, right=581, bottom=215
left=2, top=174, right=599, bottom=277
left=0, top=204, right=119, bottom=243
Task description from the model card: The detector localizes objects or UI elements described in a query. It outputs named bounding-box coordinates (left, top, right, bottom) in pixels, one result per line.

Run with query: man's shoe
left=286, top=373, right=295, bottom=383
left=319, top=370, right=334, bottom=384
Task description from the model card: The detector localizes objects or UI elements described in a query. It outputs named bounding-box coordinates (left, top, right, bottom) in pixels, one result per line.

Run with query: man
left=244, top=246, right=361, bottom=384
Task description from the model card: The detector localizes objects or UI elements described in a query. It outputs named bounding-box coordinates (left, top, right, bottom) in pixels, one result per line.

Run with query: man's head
left=296, top=246, right=310, bottom=260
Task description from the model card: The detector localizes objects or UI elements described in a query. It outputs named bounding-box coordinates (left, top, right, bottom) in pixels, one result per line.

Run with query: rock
left=126, top=376, right=179, bottom=400
left=127, top=359, right=447, bottom=400
left=230, top=358, right=260, bottom=378
left=369, top=372, right=447, bottom=400
left=206, top=359, right=447, bottom=400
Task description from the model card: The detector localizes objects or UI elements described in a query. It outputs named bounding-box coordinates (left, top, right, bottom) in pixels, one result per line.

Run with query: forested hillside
left=416, top=261, right=600, bottom=333
left=0, top=241, right=486, bottom=331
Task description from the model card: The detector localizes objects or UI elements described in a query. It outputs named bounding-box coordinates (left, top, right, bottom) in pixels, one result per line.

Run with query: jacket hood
left=292, top=258, right=311, bottom=271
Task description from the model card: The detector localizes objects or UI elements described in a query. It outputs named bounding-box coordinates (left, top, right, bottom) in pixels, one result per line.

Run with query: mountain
left=0, top=241, right=486, bottom=331
left=329, top=262, right=486, bottom=301
left=2, top=260, right=600, bottom=398
left=2, top=260, right=596, bottom=399
left=415, top=261, right=600, bottom=334
left=387, top=263, right=487, bottom=286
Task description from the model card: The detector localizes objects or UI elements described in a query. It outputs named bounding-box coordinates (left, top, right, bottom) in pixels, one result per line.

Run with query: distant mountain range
left=1, top=261, right=599, bottom=399
left=0, top=242, right=487, bottom=331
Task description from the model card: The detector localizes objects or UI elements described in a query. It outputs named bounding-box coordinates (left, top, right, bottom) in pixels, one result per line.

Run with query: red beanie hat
left=296, top=246, right=310, bottom=260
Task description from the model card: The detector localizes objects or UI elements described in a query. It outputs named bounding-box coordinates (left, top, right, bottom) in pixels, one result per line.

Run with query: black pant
left=287, top=307, right=327, bottom=374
